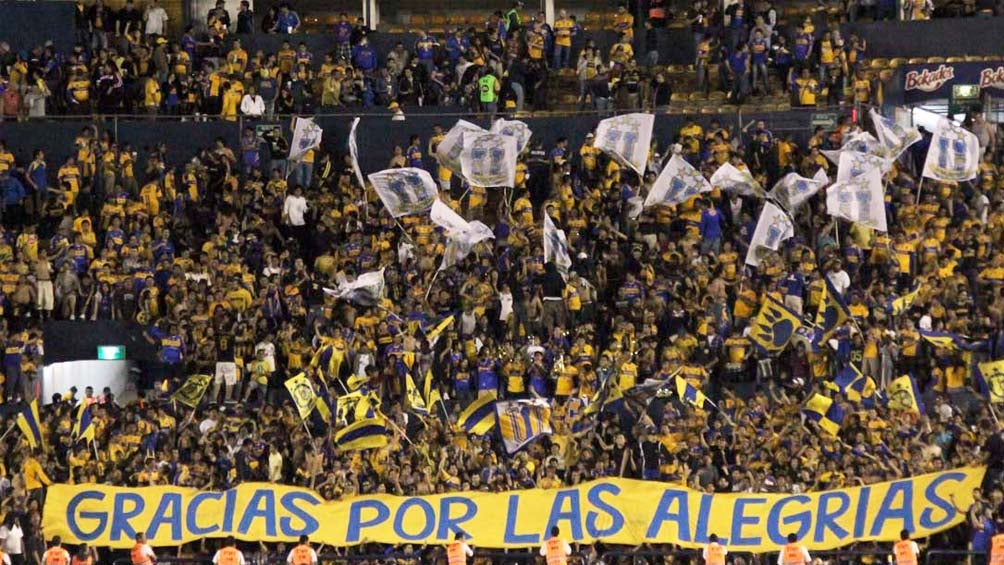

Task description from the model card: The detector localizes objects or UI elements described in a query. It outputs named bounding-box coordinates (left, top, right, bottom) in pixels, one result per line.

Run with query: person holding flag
left=447, top=532, right=474, bottom=565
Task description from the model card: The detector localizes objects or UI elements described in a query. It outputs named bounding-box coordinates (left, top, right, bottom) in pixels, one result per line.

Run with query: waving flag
left=749, top=295, right=802, bottom=353
left=744, top=201, right=795, bottom=267
left=975, top=360, right=1004, bottom=403
left=496, top=399, right=553, bottom=454
left=593, top=113, right=655, bottom=175
left=886, top=374, right=924, bottom=413
left=315, top=379, right=333, bottom=422
left=334, top=418, right=388, bottom=451
left=826, top=365, right=878, bottom=408
left=435, top=120, right=486, bottom=177
left=923, top=117, right=980, bottom=182
left=815, top=277, right=851, bottom=339
left=490, top=118, right=533, bottom=154
left=822, top=130, right=887, bottom=165
left=405, top=372, right=429, bottom=416
left=768, top=172, right=828, bottom=213
left=16, top=399, right=44, bottom=450
left=284, top=373, right=317, bottom=421
left=171, top=374, right=212, bottom=408
left=642, top=154, right=713, bottom=211
left=870, top=108, right=921, bottom=160
left=348, top=117, right=367, bottom=190
left=323, top=268, right=386, bottom=306
left=674, top=376, right=715, bottom=411
left=423, top=369, right=448, bottom=418
left=460, top=131, right=519, bottom=187
left=826, top=166, right=888, bottom=232
left=288, top=116, right=323, bottom=161
left=72, top=402, right=96, bottom=443
left=336, top=390, right=380, bottom=424
left=369, top=168, right=439, bottom=217
left=889, top=284, right=923, bottom=316
left=543, top=214, right=572, bottom=280
left=456, top=393, right=497, bottom=435
left=440, top=224, right=495, bottom=271
left=919, top=329, right=966, bottom=351
left=836, top=150, right=892, bottom=183
left=430, top=199, right=471, bottom=235
left=802, top=393, right=844, bottom=435
left=710, top=162, right=764, bottom=197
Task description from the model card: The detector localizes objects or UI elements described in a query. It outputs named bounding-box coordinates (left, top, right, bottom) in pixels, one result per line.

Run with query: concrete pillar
left=363, top=0, right=380, bottom=29
left=544, top=0, right=554, bottom=26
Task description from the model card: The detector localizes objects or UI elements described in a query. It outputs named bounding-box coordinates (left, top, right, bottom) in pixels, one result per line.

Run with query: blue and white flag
left=348, top=117, right=367, bottom=190
left=288, top=116, right=323, bottom=161
left=430, top=199, right=470, bottom=235
left=490, top=118, right=533, bottom=154
left=368, top=167, right=439, bottom=217
left=767, top=172, right=828, bottom=213
left=744, top=201, right=795, bottom=266
left=435, top=120, right=486, bottom=177
left=710, top=162, right=764, bottom=197
left=460, top=131, right=519, bottom=187
left=642, top=154, right=713, bottom=211
left=923, top=117, right=980, bottom=182
left=826, top=166, right=887, bottom=232
left=543, top=214, right=572, bottom=279
left=496, top=399, right=553, bottom=454
left=324, top=268, right=386, bottom=306
left=821, top=130, right=887, bottom=166
left=870, top=108, right=921, bottom=160
left=836, top=150, right=892, bottom=183
left=593, top=112, right=655, bottom=176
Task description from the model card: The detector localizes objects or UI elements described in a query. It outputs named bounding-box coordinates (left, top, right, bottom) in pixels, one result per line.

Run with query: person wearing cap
left=389, top=101, right=405, bottom=121
left=778, top=533, right=810, bottom=565
left=702, top=533, right=727, bottom=565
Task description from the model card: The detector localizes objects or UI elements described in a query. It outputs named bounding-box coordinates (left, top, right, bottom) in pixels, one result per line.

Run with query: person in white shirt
left=283, top=186, right=308, bottom=227
left=240, top=86, right=266, bottom=117
left=0, top=517, right=25, bottom=563
left=143, top=0, right=169, bottom=37
left=826, top=260, right=851, bottom=296
left=268, top=447, right=284, bottom=482
left=211, top=537, right=245, bottom=565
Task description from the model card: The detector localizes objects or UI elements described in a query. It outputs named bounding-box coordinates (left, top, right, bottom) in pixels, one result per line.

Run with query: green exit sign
left=97, top=345, right=126, bottom=360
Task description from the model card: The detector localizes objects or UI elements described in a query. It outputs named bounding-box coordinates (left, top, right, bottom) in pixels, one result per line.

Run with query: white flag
left=435, top=120, right=486, bottom=177
left=323, top=268, right=386, bottom=305
left=490, top=119, right=533, bottom=154
left=836, top=150, right=892, bottom=183
left=440, top=221, right=495, bottom=271
left=710, top=162, right=764, bottom=197
left=923, top=117, right=980, bottom=182
left=870, top=108, right=921, bottom=160
left=288, top=117, right=323, bottom=161
left=460, top=132, right=519, bottom=187
left=348, top=117, right=367, bottom=190
left=593, top=113, right=655, bottom=176
left=821, top=131, right=886, bottom=165
left=430, top=199, right=471, bottom=235
left=826, top=166, right=887, bottom=232
left=744, top=201, right=795, bottom=267
left=767, top=172, right=828, bottom=213
left=813, top=167, right=829, bottom=185
left=543, top=214, right=572, bottom=280
left=368, top=167, right=439, bottom=217
left=642, top=154, right=713, bottom=211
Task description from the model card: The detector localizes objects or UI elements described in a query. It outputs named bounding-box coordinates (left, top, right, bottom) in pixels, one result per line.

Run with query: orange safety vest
left=447, top=543, right=468, bottom=565
left=217, top=547, right=239, bottom=565
left=544, top=537, right=567, bottom=565
left=44, top=549, right=69, bottom=565
left=130, top=545, right=150, bottom=565
left=781, top=543, right=805, bottom=565
left=291, top=545, right=313, bottom=565
left=704, top=543, right=726, bottom=565
left=894, top=540, right=917, bottom=565
left=991, top=534, right=1004, bottom=565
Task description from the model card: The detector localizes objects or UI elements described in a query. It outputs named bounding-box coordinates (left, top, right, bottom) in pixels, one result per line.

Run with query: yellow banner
left=42, top=468, right=984, bottom=552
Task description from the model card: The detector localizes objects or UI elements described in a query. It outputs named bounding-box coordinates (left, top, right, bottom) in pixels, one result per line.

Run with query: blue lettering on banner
left=645, top=490, right=690, bottom=541
left=919, top=472, right=961, bottom=529
left=146, top=493, right=183, bottom=541
left=694, top=493, right=723, bottom=544
left=814, top=492, right=851, bottom=542
left=393, top=498, right=436, bottom=541
left=188, top=492, right=223, bottom=536
left=239, top=490, right=277, bottom=537
left=346, top=500, right=390, bottom=543
left=436, top=497, right=478, bottom=540
left=110, top=493, right=145, bottom=541
left=504, top=494, right=539, bottom=545
left=853, top=486, right=871, bottom=539
left=585, top=483, right=623, bottom=538
left=223, top=488, right=238, bottom=533
left=730, top=498, right=766, bottom=546
left=870, top=482, right=913, bottom=537
left=766, top=496, right=811, bottom=545
left=279, top=492, right=321, bottom=537
left=546, top=490, right=583, bottom=541
left=66, top=491, right=107, bottom=541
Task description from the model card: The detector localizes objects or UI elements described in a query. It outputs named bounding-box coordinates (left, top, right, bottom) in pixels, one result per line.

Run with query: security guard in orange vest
left=287, top=535, right=318, bottom=565
left=212, top=537, right=245, bottom=565
left=702, top=533, right=727, bottom=565
left=893, top=529, right=920, bottom=565
left=43, top=537, right=70, bottom=565
left=538, top=526, right=571, bottom=565
left=447, top=532, right=474, bottom=565
left=990, top=521, right=1004, bottom=565
left=778, top=533, right=810, bottom=565
left=130, top=533, right=156, bottom=565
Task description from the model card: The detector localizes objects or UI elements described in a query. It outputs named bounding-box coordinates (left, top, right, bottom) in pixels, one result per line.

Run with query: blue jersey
left=160, top=335, right=185, bottom=364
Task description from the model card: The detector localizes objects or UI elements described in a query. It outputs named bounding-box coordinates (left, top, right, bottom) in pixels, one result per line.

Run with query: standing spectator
left=727, top=43, right=750, bottom=104
left=478, top=68, right=501, bottom=118
left=749, top=29, right=769, bottom=95
left=88, top=0, right=112, bottom=51
left=352, top=36, right=378, bottom=74
left=276, top=4, right=300, bottom=34
left=553, top=10, right=575, bottom=70
left=116, top=0, right=142, bottom=44
left=333, top=13, right=353, bottom=61
left=144, top=0, right=170, bottom=39
left=236, top=0, right=254, bottom=34
left=282, top=185, right=309, bottom=252
left=507, top=55, right=528, bottom=113
left=643, top=19, right=659, bottom=69
left=241, top=86, right=265, bottom=117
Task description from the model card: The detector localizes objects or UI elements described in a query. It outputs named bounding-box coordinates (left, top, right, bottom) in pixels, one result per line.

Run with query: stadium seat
left=869, top=58, right=889, bottom=69
left=429, top=15, right=446, bottom=26
left=708, top=91, right=727, bottom=101
left=689, top=92, right=708, bottom=101
left=409, top=14, right=427, bottom=26
left=926, top=57, right=945, bottom=63
left=945, top=57, right=965, bottom=63
left=907, top=57, right=926, bottom=64
left=670, top=93, right=688, bottom=102
left=888, top=58, right=907, bottom=68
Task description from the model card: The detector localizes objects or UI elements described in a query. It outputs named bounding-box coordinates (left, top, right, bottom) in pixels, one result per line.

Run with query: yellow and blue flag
left=455, top=393, right=497, bottom=435
left=171, top=374, right=212, bottom=408
left=315, top=379, right=333, bottom=422
left=405, top=372, right=429, bottom=416
left=919, top=329, right=966, bottom=351
left=750, top=295, right=803, bottom=353
left=674, top=376, right=715, bottom=411
left=336, top=390, right=379, bottom=423
left=584, top=377, right=625, bottom=416
left=423, top=369, right=447, bottom=419
left=72, top=402, right=95, bottom=443
left=886, top=374, right=924, bottom=413
left=495, top=399, right=553, bottom=454
left=284, top=373, right=317, bottom=421
left=889, top=284, right=922, bottom=316
left=815, top=277, right=851, bottom=340
left=346, top=373, right=370, bottom=391
left=16, top=399, right=44, bottom=450
left=802, top=393, right=844, bottom=435
left=334, top=418, right=388, bottom=451
left=826, top=365, right=878, bottom=408
left=975, top=360, right=1004, bottom=403
left=425, top=314, right=456, bottom=347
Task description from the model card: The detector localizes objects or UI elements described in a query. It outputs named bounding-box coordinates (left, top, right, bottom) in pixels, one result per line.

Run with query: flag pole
left=915, top=177, right=924, bottom=205
left=384, top=416, right=413, bottom=445
left=0, top=423, right=17, bottom=444
left=423, top=269, right=442, bottom=302
left=393, top=217, right=416, bottom=244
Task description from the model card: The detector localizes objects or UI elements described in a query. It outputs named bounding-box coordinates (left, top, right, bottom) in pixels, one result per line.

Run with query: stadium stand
left=0, top=1, right=1003, bottom=565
